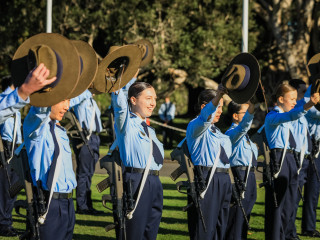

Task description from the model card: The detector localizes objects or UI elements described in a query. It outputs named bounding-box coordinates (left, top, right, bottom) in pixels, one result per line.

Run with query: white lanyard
left=274, top=128, right=290, bottom=179
left=200, top=146, right=221, bottom=199
left=38, top=126, right=63, bottom=224
left=87, top=98, right=96, bottom=140
left=7, top=113, right=18, bottom=164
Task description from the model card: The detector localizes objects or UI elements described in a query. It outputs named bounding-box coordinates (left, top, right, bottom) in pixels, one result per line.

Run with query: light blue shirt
left=303, top=86, right=320, bottom=141
left=0, top=87, right=29, bottom=124
left=122, top=77, right=137, bottom=99
left=0, top=87, right=22, bottom=144
left=111, top=89, right=164, bottom=171
left=23, top=107, right=77, bottom=193
left=70, top=90, right=102, bottom=133
left=265, top=105, right=307, bottom=149
left=186, top=101, right=231, bottom=168
left=225, top=112, right=258, bottom=167
left=158, top=102, right=176, bottom=121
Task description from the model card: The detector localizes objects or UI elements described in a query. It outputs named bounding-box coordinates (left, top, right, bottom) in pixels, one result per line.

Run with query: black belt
left=200, top=166, right=229, bottom=174
left=232, top=166, right=255, bottom=172
left=125, top=167, right=159, bottom=176
left=43, top=190, right=73, bottom=200
left=273, top=148, right=295, bottom=154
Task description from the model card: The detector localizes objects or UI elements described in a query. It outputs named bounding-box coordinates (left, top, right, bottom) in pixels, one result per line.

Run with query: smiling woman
left=50, top=99, right=70, bottom=121
left=111, top=80, right=164, bottom=240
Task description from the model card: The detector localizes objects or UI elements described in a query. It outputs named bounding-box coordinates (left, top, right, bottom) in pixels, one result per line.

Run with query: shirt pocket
left=137, top=130, right=150, bottom=143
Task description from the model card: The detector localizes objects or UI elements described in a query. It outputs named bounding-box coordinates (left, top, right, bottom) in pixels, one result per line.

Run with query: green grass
left=7, top=176, right=320, bottom=240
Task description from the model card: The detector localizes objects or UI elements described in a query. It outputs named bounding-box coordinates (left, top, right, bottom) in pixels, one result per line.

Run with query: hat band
left=142, top=45, right=148, bottom=61
left=236, top=64, right=250, bottom=90
left=43, top=50, right=63, bottom=90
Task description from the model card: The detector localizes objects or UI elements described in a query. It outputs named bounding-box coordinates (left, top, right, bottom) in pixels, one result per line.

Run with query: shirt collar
left=3, top=87, right=14, bottom=95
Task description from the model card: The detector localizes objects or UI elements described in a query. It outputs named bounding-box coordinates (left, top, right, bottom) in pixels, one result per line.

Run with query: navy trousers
left=72, top=134, right=100, bottom=210
left=287, top=158, right=309, bottom=238
left=120, top=172, right=163, bottom=240
left=264, top=152, right=298, bottom=240
left=188, top=171, right=232, bottom=240
left=39, top=198, right=75, bottom=240
left=301, top=154, right=320, bottom=232
left=225, top=170, right=257, bottom=240
left=0, top=165, right=19, bottom=227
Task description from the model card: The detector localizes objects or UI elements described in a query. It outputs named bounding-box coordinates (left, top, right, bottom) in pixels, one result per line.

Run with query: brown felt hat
left=11, top=33, right=80, bottom=107
left=67, top=40, right=98, bottom=98
left=221, top=53, right=260, bottom=104
left=91, top=45, right=142, bottom=94
left=133, top=39, right=154, bottom=67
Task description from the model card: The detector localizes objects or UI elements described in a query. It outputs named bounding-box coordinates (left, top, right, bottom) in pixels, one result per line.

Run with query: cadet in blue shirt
left=186, top=86, right=232, bottom=240
left=158, top=96, right=176, bottom=149
left=24, top=99, right=77, bottom=240
left=296, top=83, right=320, bottom=238
left=225, top=101, right=257, bottom=240
left=0, top=65, right=56, bottom=237
left=264, top=83, right=319, bottom=240
left=286, top=79, right=313, bottom=239
left=111, top=81, right=164, bottom=240
left=69, top=89, right=103, bottom=215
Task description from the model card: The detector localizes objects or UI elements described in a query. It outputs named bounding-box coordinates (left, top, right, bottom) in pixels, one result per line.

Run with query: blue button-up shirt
left=122, top=77, right=137, bottom=99
left=158, top=102, right=176, bottom=122
left=0, top=87, right=29, bottom=124
left=303, top=86, right=320, bottom=141
left=265, top=105, right=307, bottom=149
left=225, top=112, right=258, bottom=167
left=111, top=89, right=164, bottom=171
left=70, top=90, right=102, bottom=133
left=0, top=87, right=22, bottom=144
left=186, top=101, right=231, bottom=168
left=23, top=107, right=77, bottom=193
left=291, top=114, right=311, bottom=154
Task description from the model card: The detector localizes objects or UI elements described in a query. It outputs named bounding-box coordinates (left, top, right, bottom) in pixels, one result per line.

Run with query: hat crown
left=223, top=64, right=250, bottom=91
left=28, top=45, right=58, bottom=79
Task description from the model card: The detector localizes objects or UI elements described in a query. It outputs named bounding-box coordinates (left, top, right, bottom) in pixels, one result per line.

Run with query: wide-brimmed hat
left=308, top=53, right=320, bottom=111
left=133, top=39, right=154, bottom=67
left=67, top=40, right=98, bottom=99
left=221, top=53, right=260, bottom=104
left=91, top=45, right=141, bottom=94
left=11, top=33, right=80, bottom=107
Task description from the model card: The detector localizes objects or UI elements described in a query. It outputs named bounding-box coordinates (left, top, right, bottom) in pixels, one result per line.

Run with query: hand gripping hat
left=308, top=53, right=320, bottom=111
left=221, top=53, right=260, bottom=104
left=133, top=39, right=154, bottom=67
left=11, top=33, right=81, bottom=107
left=91, top=45, right=142, bottom=94
left=68, top=40, right=98, bottom=98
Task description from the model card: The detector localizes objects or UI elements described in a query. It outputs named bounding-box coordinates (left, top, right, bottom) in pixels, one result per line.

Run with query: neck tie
left=47, top=120, right=60, bottom=191
left=246, top=134, right=257, bottom=167
left=141, top=122, right=163, bottom=165
left=211, top=125, right=229, bottom=164
left=289, top=130, right=297, bottom=149
left=307, top=130, right=312, bottom=153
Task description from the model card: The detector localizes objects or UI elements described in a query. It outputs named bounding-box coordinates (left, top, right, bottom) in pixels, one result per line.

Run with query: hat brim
left=67, top=40, right=98, bottom=99
left=310, top=81, right=320, bottom=111
left=307, top=53, right=320, bottom=77
left=222, top=53, right=260, bottom=104
left=11, top=33, right=80, bottom=107
left=92, top=45, right=141, bottom=93
left=134, top=39, right=154, bottom=67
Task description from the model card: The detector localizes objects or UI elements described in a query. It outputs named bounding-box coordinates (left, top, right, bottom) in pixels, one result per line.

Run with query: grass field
left=7, top=175, right=320, bottom=240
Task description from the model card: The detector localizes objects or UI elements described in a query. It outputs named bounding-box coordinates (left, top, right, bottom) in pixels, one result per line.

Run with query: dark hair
left=195, top=89, right=217, bottom=113
left=289, top=79, right=306, bottom=90
left=227, top=101, right=242, bottom=119
left=1, top=75, right=13, bottom=91
left=128, top=81, right=153, bottom=106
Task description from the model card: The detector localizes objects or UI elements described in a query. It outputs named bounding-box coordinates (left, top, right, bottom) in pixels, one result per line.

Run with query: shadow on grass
left=76, top=219, right=112, bottom=228
left=161, top=216, right=188, bottom=224
left=250, top=212, right=265, bottom=218
left=73, top=233, right=114, bottom=240
left=163, top=205, right=186, bottom=212
left=162, top=183, right=180, bottom=190
left=163, top=195, right=187, bottom=201
left=158, top=226, right=189, bottom=236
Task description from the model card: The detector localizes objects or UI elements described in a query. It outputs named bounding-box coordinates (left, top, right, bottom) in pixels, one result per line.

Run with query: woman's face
left=233, top=104, right=249, bottom=124
left=212, top=98, right=224, bottom=124
left=50, top=99, right=70, bottom=121
left=278, top=90, right=297, bottom=112
left=130, top=87, right=157, bottom=119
